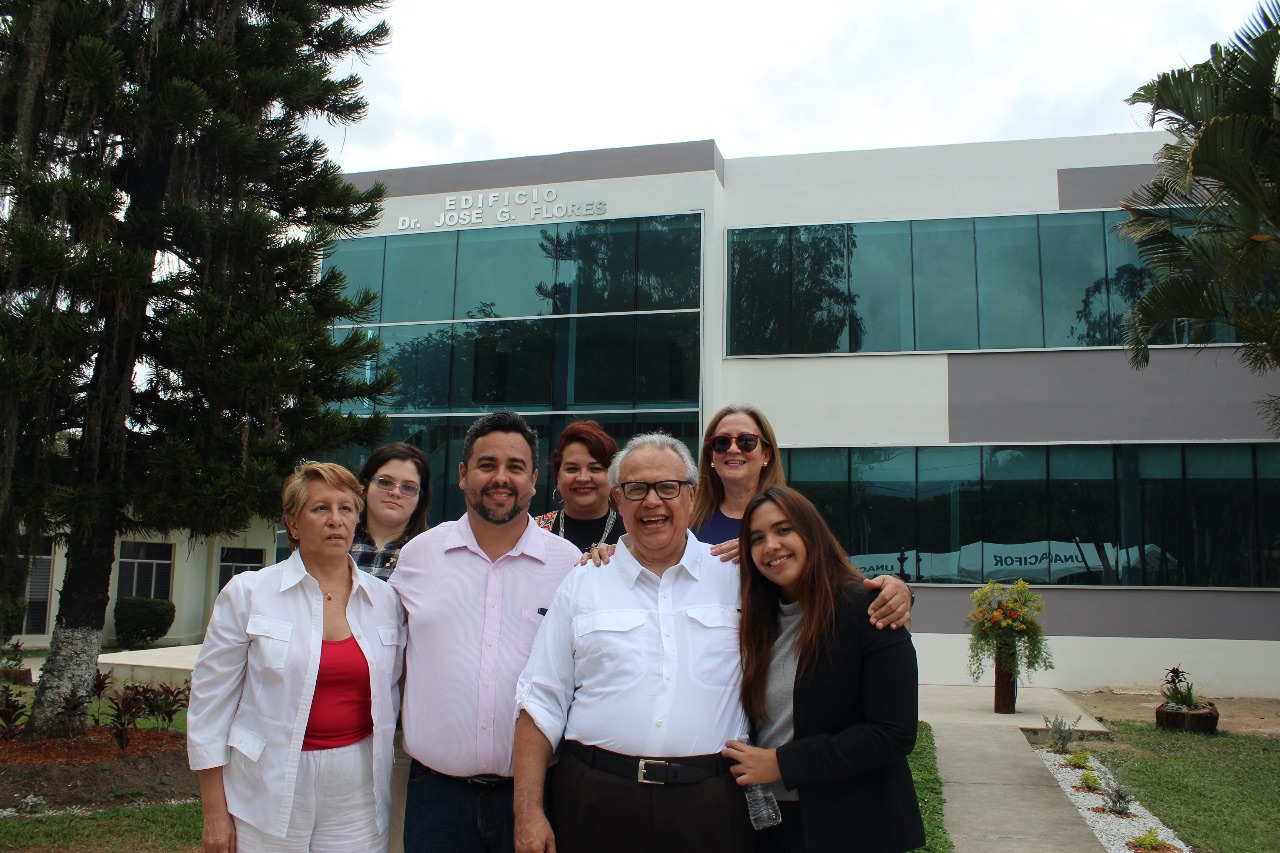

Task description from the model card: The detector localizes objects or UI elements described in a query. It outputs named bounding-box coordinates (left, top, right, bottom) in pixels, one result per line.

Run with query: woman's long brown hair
left=738, top=486, right=864, bottom=723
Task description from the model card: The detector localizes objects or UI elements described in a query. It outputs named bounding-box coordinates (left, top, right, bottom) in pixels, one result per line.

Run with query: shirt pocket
left=684, top=605, right=741, bottom=688
left=517, top=608, right=545, bottom=658
left=572, top=610, right=647, bottom=692
left=246, top=615, right=293, bottom=669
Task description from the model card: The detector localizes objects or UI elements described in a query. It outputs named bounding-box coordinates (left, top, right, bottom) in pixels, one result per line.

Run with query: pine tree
left=0, top=0, right=396, bottom=737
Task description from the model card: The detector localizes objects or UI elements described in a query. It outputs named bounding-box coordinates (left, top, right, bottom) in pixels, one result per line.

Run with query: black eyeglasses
left=709, top=433, right=762, bottom=453
left=617, top=480, right=692, bottom=501
left=371, top=476, right=422, bottom=497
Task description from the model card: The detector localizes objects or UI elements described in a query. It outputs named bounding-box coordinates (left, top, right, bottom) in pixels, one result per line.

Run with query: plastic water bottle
left=737, top=734, right=782, bottom=830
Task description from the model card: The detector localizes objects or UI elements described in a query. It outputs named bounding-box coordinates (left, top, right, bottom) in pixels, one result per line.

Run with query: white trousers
left=387, top=729, right=410, bottom=853
left=235, top=736, right=388, bottom=853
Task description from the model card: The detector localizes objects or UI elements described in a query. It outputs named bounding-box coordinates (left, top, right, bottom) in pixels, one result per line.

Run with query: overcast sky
left=312, top=0, right=1264, bottom=174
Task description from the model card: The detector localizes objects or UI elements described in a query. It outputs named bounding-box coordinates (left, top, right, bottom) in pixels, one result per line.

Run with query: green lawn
left=0, top=802, right=202, bottom=852
left=1090, top=720, right=1280, bottom=853
left=909, top=720, right=954, bottom=853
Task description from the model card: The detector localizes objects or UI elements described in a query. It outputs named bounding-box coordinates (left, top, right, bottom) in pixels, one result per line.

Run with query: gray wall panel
left=347, top=140, right=724, bottom=197
left=1058, top=164, right=1157, bottom=210
left=912, top=586, right=1280, bottom=639
left=948, top=348, right=1280, bottom=443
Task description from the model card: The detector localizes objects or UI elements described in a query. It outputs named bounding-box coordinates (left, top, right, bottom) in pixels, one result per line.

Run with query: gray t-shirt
left=756, top=599, right=803, bottom=801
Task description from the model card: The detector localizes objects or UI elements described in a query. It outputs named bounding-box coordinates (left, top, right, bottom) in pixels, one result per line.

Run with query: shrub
left=113, top=596, right=176, bottom=649
left=1080, top=771, right=1102, bottom=791
left=1159, top=664, right=1201, bottom=709
left=1130, top=827, right=1165, bottom=850
left=1065, top=750, right=1092, bottom=770
left=1108, top=782, right=1136, bottom=815
left=1043, top=713, right=1083, bottom=753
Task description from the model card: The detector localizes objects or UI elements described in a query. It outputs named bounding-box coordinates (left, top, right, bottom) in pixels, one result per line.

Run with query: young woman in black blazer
left=722, top=487, right=926, bottom=853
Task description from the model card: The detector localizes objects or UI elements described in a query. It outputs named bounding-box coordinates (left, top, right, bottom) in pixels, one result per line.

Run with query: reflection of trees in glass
left=639, top=215, right=701, bottom=310
left=728, top=225, right=863, bottom=355
left=1070, top=264, right=1174, bottom=346
left=383, top=327, right=453, bottom=411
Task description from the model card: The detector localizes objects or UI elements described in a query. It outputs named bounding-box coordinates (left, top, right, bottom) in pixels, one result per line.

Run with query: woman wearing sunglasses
left=722, top=486, right=925, bottom=853
left=352, top=442, right=432, bottom=581
left=693, top=404, right=912, bottom=628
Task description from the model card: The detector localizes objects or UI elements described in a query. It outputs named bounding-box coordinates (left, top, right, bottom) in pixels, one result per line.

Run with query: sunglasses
left=708, top=433, right=762, bottom=454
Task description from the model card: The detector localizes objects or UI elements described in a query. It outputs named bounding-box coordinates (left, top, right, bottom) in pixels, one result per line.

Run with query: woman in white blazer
left=188, top=462, right=405, bottom=853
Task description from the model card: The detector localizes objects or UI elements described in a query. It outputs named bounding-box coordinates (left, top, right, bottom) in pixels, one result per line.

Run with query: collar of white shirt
left=612, top=530, right=709, bottom=587
left=278, top=549, right=380, bottom=604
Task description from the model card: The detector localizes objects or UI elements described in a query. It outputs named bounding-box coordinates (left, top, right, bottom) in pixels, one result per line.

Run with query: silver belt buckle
left=636, top=758, right=667, bottom=784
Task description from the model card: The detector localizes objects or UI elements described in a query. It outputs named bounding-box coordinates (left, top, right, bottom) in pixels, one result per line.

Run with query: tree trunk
left=22, top=519, right=117, bottom=738
left=994, top=653, right=1017, bottom=714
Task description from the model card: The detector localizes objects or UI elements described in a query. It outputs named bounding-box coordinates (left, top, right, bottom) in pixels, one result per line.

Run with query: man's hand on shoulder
left=864, top=574, right=912, bottom=630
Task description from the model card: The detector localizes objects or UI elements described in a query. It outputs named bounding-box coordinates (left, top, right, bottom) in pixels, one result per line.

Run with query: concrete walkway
left=921, top=684, right=1108, bottom=853
left=64, top=649, right=1112, bottom=851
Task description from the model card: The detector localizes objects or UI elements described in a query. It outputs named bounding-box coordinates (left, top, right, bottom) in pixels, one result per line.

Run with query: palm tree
left=1119, top=1, right=1280, bottom=430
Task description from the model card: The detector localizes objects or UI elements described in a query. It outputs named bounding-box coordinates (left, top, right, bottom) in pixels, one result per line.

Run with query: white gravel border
left=1035, top=747, right=1190, bottom=853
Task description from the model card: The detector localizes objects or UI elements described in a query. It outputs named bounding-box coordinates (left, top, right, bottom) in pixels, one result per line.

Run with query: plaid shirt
left=350, top=523, right=412, bottom=581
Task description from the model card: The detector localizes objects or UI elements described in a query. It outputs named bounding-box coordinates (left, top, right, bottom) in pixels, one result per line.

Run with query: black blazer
left=773, top=584, right=926, bottom=853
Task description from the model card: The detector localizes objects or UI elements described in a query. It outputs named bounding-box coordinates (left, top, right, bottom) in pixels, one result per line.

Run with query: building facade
left=22, top=133, right=1280, bottom=696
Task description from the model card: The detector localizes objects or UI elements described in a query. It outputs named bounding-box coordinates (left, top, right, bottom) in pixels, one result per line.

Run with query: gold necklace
left=316, top=575, right=350, bottom=601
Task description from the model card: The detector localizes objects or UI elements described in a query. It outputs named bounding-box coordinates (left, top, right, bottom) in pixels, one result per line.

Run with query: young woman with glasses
left=352, top=442, right=432, bottom=581
left=535, top=420, right=625, bottom=553
left=722, top=486, right=925, bottom=853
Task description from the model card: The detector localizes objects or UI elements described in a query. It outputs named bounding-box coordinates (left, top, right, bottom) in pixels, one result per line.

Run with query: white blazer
left=187, top=550, right=405, bottom=838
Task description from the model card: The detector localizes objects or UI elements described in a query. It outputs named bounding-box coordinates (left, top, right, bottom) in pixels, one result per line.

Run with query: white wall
left=913, top=633, right=1280, bottom=699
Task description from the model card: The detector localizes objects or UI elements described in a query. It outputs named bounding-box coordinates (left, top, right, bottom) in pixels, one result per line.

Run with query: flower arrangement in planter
left=0, top=641, right=29, bottom=686
left=1154, top=665, right=1218, bottom=734
left=965, top=579, right=1053, bottom=713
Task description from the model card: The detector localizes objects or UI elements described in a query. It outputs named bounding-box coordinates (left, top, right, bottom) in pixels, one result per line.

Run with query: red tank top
left=302, top=635, right=374, bottom=751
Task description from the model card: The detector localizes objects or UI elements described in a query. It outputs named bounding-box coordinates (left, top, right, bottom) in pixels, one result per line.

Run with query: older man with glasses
left=513, top=432, right=752, bottom=853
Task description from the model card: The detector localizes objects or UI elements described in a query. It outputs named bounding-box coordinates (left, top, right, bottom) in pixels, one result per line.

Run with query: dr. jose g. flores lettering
left=396, top=187, right=609, bottom=230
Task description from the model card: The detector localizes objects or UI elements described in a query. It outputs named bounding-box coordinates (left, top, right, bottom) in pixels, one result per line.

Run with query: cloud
left=311, top=0, right=1262, bottom=172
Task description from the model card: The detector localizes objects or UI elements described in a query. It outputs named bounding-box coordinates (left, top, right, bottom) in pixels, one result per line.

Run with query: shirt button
left=664, top=631, right=671, bottom=637
left=664, top=674, right=672, bottom=680
left=482, top=723, right=488, bottom=730
left=483, top=681, right=490, bottom=688
left=661, top=592, right=669, bottom=598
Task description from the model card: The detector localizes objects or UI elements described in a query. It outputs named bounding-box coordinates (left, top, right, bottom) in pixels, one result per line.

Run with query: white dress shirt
left=187, top=550, right=406, bottom=839
left=516, top=531, right=748, bottom=758
left=390, top=514, right=583, bottom=777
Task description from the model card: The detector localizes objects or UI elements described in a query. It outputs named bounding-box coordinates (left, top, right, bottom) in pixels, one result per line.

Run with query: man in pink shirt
left=389, top=411, right=583, bottom=853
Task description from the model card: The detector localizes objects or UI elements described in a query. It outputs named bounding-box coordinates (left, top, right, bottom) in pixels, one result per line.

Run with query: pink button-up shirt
left=389, top=514, right=582, bottom=777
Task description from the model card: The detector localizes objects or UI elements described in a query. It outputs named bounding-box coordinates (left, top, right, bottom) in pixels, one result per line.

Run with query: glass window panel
left=976, top=216, right=1044, bottom=349
left=1041, top=212, right=1107, bottom=347
left=916, top=446, right=981, bottom=583
left=850, top=221, right=914, bottom=353
left=633, top=411, right=702, bottom=462
left=1116, top=445, right=1184, bottom=585
left=634, top=313, right=698, bottom=406
left=1184, top=445, right=1257, bottom=586
left=638, top=214, right=700, bottom=310
left=381, top=232, right=458, bottom=322
left=450, top=319, right=554, bottom=409
left=788, top=448, right=851, bottom=550
left=380, top=324, right=454, bottom=413
left=1255, top=444, right=1280, bottom=587
left=568, top=315, right=637, bottom=407
left=982, top=447, right=1050, bottom=582
left=321, top=237, right=385, bottom=307
left=1104, top=209, right=1172, bottom=346
left=912, top=219, right=978, bottom=351
left=848, top=448, right=918, bottom=579
left=728, top=227, right=789, bottom=355
left=455, top=225, right=557, bottom=319
left=1048, top=446, right=1116, bottom=584
left=790, top=225, right=851, bottom=353
left=562, top=219, right=637, bottom=313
